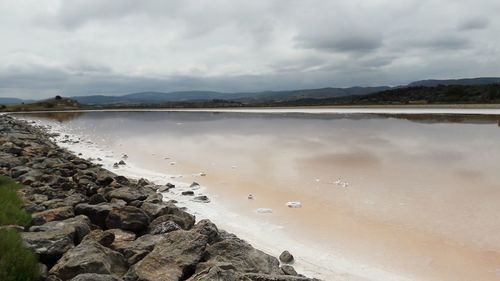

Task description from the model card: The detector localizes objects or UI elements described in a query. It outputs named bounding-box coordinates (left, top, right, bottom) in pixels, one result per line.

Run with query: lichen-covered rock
left=75, top=203, right=114, bottom=228
left=119, top=234, right=167, bottom=265
left=22, top=229, right=75, bottom=266
left=29, top=215, right=92, bottom=243
left=50, top=240, right=127, bottom=280
left=70, top=273, right=121, bottom=281
left=192, top=219, right=221, bottom=245
left=106, top=187, right=149, bottom=203
left=31, top=206, right=74, bottom=225
left=202, top=237, right=282, bottom=275
left=123, top=230, right=208, bottom=281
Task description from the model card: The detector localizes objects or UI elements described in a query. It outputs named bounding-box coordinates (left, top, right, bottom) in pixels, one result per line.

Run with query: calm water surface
left=21, top=111, right=500, bottom=281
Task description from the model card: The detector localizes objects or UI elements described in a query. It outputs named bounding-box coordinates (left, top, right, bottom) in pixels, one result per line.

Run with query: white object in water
left=286, top=201, right=302, bottom=208
left=199, top=172, right=207, bottom=177
left=231, top=165, right=237, bottom=169
left=248, top=194, right=254, bottom=200
left=256, top=208, right=273, bottom=214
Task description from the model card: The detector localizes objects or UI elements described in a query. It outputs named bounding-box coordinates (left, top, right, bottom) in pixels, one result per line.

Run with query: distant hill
left=272, top=84, right=500, bottom=106
left=0, top=98, right=31, bottom=105
left=1, top=77, right=499, bottom=108
left=408, top=77, right=500, bottom=87
left=73, top=87, right=389, bottom=105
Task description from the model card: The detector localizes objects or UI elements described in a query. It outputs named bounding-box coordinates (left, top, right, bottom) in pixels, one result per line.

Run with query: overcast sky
left=1, top=0, right=499, bottom=99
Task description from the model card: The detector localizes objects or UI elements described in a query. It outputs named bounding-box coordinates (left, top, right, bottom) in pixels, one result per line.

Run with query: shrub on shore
left=0, top=176, right=39, bottom=281
left=0, top=229, right=40, bottom=281
left=0, top=176, right=31, bottom=226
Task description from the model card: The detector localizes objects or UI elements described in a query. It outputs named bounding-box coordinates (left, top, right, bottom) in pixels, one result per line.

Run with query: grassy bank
left=0, top=176, right=39, bottom=281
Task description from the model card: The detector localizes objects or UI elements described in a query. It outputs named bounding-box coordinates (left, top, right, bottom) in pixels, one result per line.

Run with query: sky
left=0, top=0, right=499, bottom=99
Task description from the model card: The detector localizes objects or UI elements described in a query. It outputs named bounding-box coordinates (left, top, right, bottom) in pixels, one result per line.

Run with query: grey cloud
left=0, top=0, right=499, bottom=99
left=459, top=18, right=489, bottom=30
left=296, top=32, right=383, bottom=53
left=422, top=36, right=471, bottom=50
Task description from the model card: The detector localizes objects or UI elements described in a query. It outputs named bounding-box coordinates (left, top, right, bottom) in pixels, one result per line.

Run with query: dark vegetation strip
left=0, top=176, right=39, bottom=281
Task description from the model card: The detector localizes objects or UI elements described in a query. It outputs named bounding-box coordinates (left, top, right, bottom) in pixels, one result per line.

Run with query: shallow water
left=19, top=110, right=500, bottom=281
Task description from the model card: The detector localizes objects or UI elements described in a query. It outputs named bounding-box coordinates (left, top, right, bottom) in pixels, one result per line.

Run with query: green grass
left=0, top=176, right=39, bottom=281
left=0, top=177, right=31, bottom=226
left=0, top=229, right=40, bottom=281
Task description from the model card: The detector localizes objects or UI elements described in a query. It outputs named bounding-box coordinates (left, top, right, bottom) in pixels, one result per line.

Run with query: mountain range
left=2, top=77, right=499, bottom=106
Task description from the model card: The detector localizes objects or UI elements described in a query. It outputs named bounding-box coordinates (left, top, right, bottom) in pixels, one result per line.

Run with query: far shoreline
left=5, top=103, right=500, bottom=116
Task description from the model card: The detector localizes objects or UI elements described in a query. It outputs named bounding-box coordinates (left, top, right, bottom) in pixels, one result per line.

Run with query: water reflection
left=16, top=112, right=85, bottom=122
left=19, top=110, right=500, bottom=281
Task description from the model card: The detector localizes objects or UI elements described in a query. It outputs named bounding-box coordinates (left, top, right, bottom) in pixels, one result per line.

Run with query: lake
left=19, top=109, right=500, bottom=281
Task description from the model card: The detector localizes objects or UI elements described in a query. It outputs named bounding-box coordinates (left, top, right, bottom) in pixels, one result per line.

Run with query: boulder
left=22, top=229, right=75, bottom=266
left=192, top=219, right=221, bottom=244
left=144, top=193, right=163, bottom=204
left=149, top=213, right=195, bottom=232
left=182, top=191, right=195, bottom=196
left=193, top=195, right=210, bottom=203
left=49, top=240, right=127, bottom=280
left=187, top=263, right=250, bottom=281
left=89, top=193, right=107, bottom=205
left=82, top=229, right=115, bottom=247
left=106, top=229, right=136, bottom=251
left=279, top=251, right=294, bottom=264
left=106, top=187, right=149, bottom=203
left=123, top=230, right=208, bottom=281
left=149, top=220, right=181, bottom=235
left=140, top=202, right=169, bottom=219
left=119, top=234, right=167, bottom=265
left=31, top=206, right=75, bottom=226
left=75, top=203, right=114, bottom=228
left=203, top=237, right=282, bottom=275
left=70, top=273, right=121, bottom=281
left=64, top=193, right=89, bottom=207
left=281, top=265, right=298, bottom=276
left=30, top=215, right=92, bottom=243
left=243, top=273, right=317, bottom=281
left=105, top=206, right=150, bottom=234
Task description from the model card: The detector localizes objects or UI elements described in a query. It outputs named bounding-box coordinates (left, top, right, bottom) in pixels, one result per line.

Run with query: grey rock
left=82, top=229, right=115, bottom=247
left=89, top=193, right=107, bottom=205
left=119, top=234, right=167, bottom=265
left=75, top=203, right=113, bottom=228
left=31, top=206, right=75, bottom=226
left=182, top=191, right=195, bottom=196
left=149, top=221, right=181, bottom=235
left=279, top=251, right=294, bottom=264
left=105, top=229, right=137, bottom=251
left=243, top=273, right=317, bottom=281
left=193, top=195, right=210, bottom=203
left=30, top=215, right=92, bottom=244
left=70, top=273, right=121, bottom=281
left=22, top=229, right=75, bottom=266
left=123, top=230, right=208, bottom=281
left=203, top=237, right=282, bottom=275
left=106, top=187, right=149, bottom=203
left=105, top=206, right=150, bottom=234
left=64, top=193, right=89, bottom=207
left=281, top=265, right=298, bottom=276
left=192, top=219, right=221, bottom=245
left=50, top=240, right=127, bottom=280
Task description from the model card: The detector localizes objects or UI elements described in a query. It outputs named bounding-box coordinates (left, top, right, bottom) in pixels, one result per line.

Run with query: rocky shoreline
left=0, top=114, right=320, bottom=281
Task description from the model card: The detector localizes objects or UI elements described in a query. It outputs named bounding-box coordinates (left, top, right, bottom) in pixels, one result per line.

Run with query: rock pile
left=0, top=115, right=319, bottom=281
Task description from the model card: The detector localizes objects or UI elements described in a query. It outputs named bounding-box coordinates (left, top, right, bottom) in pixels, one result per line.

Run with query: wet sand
left=19, top=110, right=500, bottom=281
